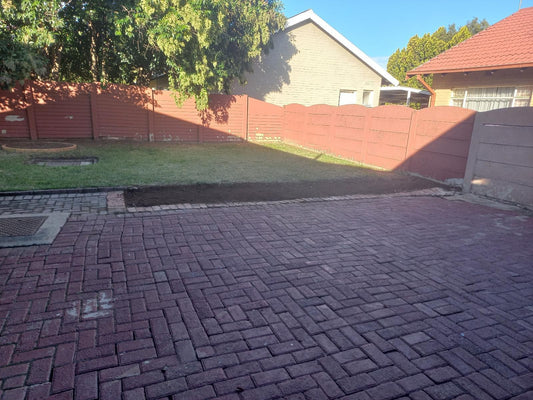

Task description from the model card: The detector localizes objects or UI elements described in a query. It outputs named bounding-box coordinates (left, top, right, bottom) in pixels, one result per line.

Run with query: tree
left=466, top=17, right=490, bottom=35
left=387, top=18, right=489, bottom=90
left=0, top=0, right=63, bottom=88
left=138, top=0, right=285, bottom=109
left=0, top=0, right=285, bottom=110
left=55, top=0, right=165, bottom=85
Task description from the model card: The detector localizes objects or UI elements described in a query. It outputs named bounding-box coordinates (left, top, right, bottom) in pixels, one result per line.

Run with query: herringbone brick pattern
left=0, top=196, right=531, bottom=399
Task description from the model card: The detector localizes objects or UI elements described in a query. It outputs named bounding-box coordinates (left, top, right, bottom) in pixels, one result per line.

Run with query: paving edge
left=0, top=186, right=129, bottom=197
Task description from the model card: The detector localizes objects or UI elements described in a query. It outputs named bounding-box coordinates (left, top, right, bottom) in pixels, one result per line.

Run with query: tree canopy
left=0, top=0, right=285, bottom=109
left=387, top=18, right=489, bottom=89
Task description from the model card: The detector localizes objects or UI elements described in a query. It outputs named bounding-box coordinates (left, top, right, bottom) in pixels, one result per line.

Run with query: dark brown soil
left=124, top=174, right=451, bottom=207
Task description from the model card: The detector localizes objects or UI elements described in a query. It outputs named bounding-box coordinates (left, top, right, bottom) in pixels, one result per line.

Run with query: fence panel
left=152, top=92, right=201, bottom=142
left=406, top=106, right=476, bottom=180
left=464, top=107, right=533, bottom=207
left=32, top=82, right=93, bottom=139
left=365, top=105, right=414, bottom=170
left=0, top=86, right=30, bottom=139
left=248, top=97, right=283, bottom=141
left=283, top=104, right=308, bottom=145
left=330, top=105, right=368, bottom=162
left=198, top=95, right=247, bottom=142
left=96, top=84, right=150, bottom=140
left=305, top=105, right=334, bottom=152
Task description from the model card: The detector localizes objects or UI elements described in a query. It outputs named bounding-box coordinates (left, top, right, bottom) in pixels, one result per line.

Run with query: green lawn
left=0, top=141, right=383, bottom=191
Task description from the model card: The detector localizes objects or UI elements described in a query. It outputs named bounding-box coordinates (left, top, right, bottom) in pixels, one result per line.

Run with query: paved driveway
left=0, top=196, right=532, bottom=399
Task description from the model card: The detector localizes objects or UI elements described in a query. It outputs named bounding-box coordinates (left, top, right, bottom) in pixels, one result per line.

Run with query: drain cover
left=0, top=216, right=48, bottom=237
left=28, top=157, right=98, bottom=166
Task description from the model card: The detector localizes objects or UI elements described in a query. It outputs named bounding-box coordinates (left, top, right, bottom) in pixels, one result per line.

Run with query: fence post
left=89, top=83, right=100, bottom=140
left=361, top=108, right=372, bottom=164
left=403, top=108, right=418, bottom=171
left=243, top=95, right=249, bottom=142
left=327, top=107, right=335, bottom=154
left=303, top=107, right=309, bottom=147
left=23, top=82, right=38, bottom=140
left=147, top=88, right=155, bottom=142
left=462, top=111, right=482, bottom=194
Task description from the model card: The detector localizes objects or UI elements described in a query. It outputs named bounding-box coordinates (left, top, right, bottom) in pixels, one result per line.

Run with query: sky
left=280, top=0, right=533, bottom=69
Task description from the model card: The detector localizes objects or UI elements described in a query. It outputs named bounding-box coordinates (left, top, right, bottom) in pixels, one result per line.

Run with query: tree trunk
left=47, top=44, right=62, bottom=81
left=89, top=21, right=99, bottom=81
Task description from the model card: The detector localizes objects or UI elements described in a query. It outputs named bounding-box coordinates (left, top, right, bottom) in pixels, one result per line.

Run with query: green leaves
left=387, top=18, right=489, bottom=91
left=0, top=0, right=62, bottom=88
left=0, top=0, right=284, bottom=110
left=140, top=0, right=285, bottom=109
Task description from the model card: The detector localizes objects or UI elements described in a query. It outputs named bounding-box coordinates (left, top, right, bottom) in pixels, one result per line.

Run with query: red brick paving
left=0, top=196, right=532, bottom=399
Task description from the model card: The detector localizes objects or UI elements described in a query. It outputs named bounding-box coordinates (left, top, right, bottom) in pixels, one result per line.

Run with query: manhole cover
left=0, top=216, right=47, bottom=237
left=28, top=157, right=98, bottom=166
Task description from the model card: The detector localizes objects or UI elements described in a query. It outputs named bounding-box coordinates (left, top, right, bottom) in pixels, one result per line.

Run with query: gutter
left=414, top=74, right=436, bottom=107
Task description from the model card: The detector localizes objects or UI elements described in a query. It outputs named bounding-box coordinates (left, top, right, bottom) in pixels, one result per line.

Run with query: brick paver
left=0, top=195, right=532, bottom=399
left=0, top=193, right=107, bottom=216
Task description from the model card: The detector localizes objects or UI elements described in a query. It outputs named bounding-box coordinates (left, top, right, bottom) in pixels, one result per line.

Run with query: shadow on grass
left=0, top=140, right=450, bottom=197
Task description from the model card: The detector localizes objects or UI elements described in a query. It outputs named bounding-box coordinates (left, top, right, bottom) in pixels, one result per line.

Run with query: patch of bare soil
left=124, top=173, right=451, bottom=207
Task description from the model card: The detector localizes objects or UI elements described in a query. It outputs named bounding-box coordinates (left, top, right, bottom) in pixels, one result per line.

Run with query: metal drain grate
left=0, top=216, right=47, bottom=237
left=28, top=157, right=98, bottom=166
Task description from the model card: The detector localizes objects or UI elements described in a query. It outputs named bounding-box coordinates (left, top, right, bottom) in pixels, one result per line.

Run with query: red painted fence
left=1, top=81, right=478, bottom=181
left=277, top=103, right=476, bottom=181
left=0, top=82, right=248, bottom=142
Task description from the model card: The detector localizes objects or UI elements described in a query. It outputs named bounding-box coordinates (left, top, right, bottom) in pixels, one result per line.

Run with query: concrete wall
left=281, top=104, right=475, bottom=181
left=464, top=108, right=533, bottom=207
left=432, top=69, right=533, bottom=107
left=0, top=82, right=248, bottom=142
left=231, top=21, right=383, bottom=107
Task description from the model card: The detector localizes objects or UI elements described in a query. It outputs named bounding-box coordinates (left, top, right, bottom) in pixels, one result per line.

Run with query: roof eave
left=407, top=62, right=533, bottom=77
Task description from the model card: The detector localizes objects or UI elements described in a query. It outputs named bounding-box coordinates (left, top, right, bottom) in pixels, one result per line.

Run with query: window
left=451, top=87, right=532, bottom=111
left=339, top=90, right=357, bottom=106
left=362, top=90, right=374, bottom=107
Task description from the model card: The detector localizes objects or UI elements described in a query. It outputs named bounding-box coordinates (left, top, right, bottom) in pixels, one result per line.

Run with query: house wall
left=231, top=21, right=383, bottom=107
left=432, top=69, right=533, bottom=106
left=464, top=108, right=533, bottom=207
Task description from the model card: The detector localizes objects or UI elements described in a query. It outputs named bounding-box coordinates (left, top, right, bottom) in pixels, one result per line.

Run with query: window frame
left=450, top=86, right=532, bottom=111
left=362, top=90, right=374, bottom=107
left=338, top=89, right=357, bottom=106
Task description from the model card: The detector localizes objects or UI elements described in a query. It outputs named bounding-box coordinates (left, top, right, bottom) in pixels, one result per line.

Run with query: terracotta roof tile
left=407, top=7, right=533, bottom=75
